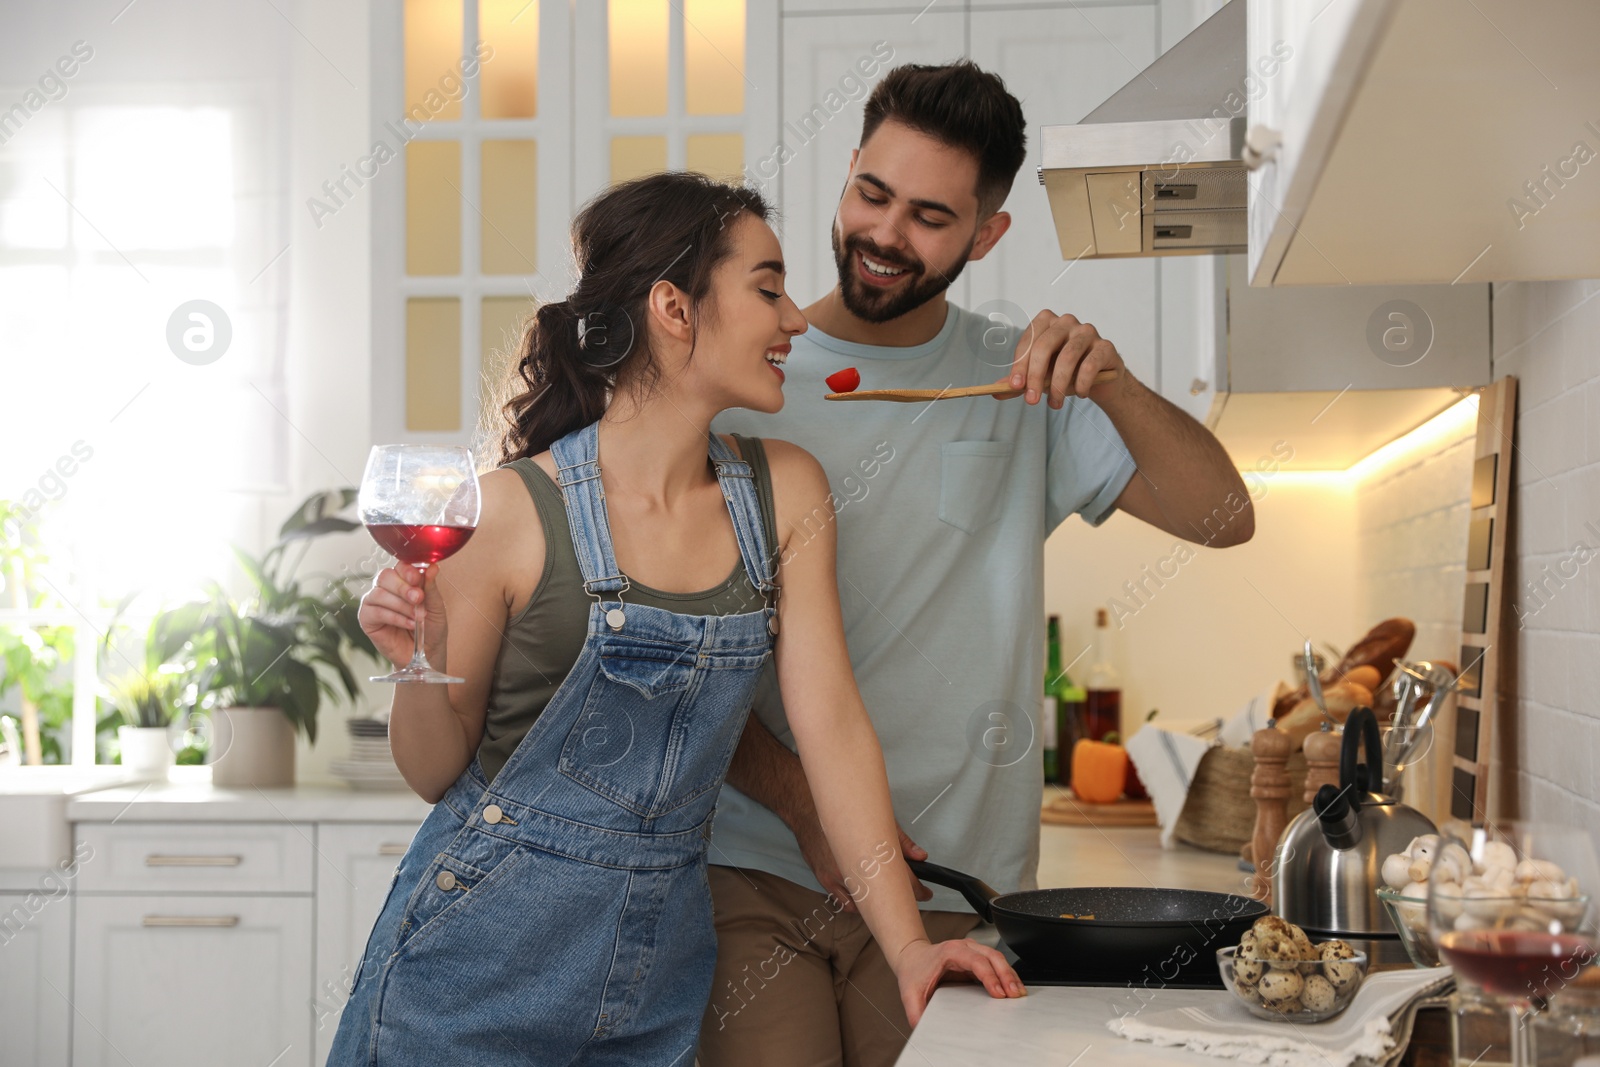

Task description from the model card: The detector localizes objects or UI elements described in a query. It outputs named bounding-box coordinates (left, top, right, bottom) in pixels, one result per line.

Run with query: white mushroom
left=1515, top=859, right=1565, bottom=884
left=1463, top=884, right=1511, bottom=920
left=1383, top=853, right=1415, bottom=890
left=1400, top=880, right=1431, bottom=900
left=1435, top=842, right=1473, bottom=885
left=1434, top=888, right=1465, bottom=921
left=1481, top=865, right=1518, bottom=892
left=1479, top=840, right=1519, bottom=874
left=1455, top=913, right=1491, bottom=932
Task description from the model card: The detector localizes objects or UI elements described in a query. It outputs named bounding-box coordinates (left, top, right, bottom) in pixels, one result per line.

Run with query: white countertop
left=899, top=826, right=1258, bottom=1066
left=64, top=767, right=433, bottom=823
left=898, top=985, right=1238, bottom=1066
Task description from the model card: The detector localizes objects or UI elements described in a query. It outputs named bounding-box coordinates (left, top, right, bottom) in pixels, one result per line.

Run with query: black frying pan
left=909, top=859, right=1268, bottom=982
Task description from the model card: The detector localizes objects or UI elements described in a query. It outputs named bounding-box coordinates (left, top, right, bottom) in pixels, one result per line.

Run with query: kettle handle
left=1338, top=706, right=1383, bottom=810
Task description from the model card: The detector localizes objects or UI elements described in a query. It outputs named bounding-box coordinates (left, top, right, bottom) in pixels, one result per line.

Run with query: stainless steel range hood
left=1038, top=0, right=1248, bottom=261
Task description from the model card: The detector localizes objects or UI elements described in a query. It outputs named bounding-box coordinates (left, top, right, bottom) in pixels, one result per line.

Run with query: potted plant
left=106, top=671, right=181, bottom=779
left=150, top=490, right=380, bottom=787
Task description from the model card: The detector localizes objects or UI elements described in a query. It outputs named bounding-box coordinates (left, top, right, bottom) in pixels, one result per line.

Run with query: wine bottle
left=1042, top=615, right=1062, bottom=783
left=1084, top=607, right=1122, bottom=744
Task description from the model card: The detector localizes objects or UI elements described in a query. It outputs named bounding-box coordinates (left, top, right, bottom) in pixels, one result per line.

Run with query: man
left=702, top=61, right=1253, bottom=1067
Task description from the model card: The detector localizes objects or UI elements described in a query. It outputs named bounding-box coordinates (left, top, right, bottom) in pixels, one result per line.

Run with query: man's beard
left=831, top=223, right=975, bottom=325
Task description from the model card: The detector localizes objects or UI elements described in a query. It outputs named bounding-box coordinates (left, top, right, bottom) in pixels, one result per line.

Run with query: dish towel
left=1124, top=725, right=1212, bottom=849
left=1106, top=966, right=1454, bottom=1067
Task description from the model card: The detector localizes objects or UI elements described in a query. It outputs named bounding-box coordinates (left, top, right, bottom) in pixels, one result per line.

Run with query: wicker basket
left=1173, top=745, right=1309, bottom=855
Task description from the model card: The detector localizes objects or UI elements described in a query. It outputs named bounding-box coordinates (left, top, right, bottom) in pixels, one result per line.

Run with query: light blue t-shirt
left=711, top=303, right=1137, bottom=914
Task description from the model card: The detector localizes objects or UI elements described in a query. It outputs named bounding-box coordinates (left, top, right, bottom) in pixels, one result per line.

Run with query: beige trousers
left=697, top=866, right=980, bottom=1067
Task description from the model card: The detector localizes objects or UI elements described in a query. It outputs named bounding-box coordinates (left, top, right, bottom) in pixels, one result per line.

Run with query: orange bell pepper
left=1070, top=738, right=1128, bottom=804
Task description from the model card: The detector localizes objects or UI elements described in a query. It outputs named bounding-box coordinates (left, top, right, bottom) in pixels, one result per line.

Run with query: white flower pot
left=209, top=706, right=297, bottom=788
left=117, top=726, right=175, bottom=779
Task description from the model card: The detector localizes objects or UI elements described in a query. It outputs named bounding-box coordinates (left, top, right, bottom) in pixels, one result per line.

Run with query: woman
left=327, top=172, right=1023, bottom=1066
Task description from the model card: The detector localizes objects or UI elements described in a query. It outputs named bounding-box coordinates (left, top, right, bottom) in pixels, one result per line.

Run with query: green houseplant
left=150, top=489, right=380, bottom=786
left=0, top=500, right=79, bottom=765
left=105, top=670, right=182, bottom=778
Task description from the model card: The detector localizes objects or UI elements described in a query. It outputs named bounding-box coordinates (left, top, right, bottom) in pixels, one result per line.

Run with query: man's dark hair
left=860, top=60, right=1027, bottom=216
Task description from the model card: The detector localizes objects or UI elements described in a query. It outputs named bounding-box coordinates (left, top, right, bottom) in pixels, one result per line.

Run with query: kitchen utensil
left=1304, top=639, right=1330, bottom=723
left=1384, top=660, right=1464, bottom=798
left=908, top=859, right=1267, bottom=982
left=1273, top=706, right=1438, bottom=949
left=825, top=368, right=1119, bottom=402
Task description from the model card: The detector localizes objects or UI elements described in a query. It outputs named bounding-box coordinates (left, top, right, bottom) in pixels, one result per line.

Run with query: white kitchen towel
left=1124, top=725, right=1212, bottom=849
left=1218, top=686, right=1280, bottom=749
left=1106, top=966, right=1454, bottom=1067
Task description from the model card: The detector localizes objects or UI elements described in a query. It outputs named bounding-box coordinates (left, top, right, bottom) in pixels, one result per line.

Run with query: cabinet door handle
left=142, top=915, right=241, bottom=927
left=145, top=854, right=243, bottom=867
left=377, top=843, right=409, bottom=856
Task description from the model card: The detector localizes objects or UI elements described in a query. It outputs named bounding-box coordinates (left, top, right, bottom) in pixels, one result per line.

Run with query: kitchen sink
left=0, top=766, right=140, bottom=872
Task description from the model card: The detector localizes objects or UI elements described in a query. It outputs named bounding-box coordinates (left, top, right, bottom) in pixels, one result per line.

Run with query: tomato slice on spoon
left=825, top=367, right=861, bottom=393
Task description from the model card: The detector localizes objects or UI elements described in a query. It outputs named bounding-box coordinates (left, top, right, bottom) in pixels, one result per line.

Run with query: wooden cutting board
left=1041, top=790, right=1158, bottom=827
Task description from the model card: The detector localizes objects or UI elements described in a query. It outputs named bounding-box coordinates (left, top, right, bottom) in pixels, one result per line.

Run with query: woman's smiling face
left=677, top=212, right=808, bottom=415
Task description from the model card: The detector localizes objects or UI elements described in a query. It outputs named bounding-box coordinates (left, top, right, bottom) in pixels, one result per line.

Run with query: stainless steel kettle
left=1272, top=706, right=1437, bottom=938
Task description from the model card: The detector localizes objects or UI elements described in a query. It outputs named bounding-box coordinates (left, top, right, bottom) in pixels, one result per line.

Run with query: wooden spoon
left=825, top=367, right=1119, bottom=402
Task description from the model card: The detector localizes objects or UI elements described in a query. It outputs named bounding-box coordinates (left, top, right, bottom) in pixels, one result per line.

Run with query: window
left=0, top=86, right=289, bottom=764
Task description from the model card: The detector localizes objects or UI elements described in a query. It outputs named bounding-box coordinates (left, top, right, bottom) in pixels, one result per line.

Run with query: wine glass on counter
left=1427, top=821, right=1598, bottom=1067
left=358, top=444, right=481, bottom=684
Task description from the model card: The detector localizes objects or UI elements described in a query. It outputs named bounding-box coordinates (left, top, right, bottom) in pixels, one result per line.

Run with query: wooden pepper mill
left=1303, top=722, right=1342, bottom=804
left=1247, top=719, right=1293, bottom=903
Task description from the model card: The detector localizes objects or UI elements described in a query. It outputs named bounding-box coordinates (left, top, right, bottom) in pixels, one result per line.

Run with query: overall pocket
left=559, top=640, right=765, bottom=820
left=938, top=440, right=1013, bottom=534
left=396, top=830, right=533, bottom=953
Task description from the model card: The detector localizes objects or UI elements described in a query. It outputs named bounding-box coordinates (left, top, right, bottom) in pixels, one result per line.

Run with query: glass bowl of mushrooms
left=1217, top=915, right=1368, bottom=1022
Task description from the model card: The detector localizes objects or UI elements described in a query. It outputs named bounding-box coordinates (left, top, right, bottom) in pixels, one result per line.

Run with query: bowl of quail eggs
left=1217, top=915, right=1367, bottom=1022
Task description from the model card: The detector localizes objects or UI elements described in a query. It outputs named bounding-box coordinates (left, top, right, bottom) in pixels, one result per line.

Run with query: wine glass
left=359, top=444, right=481, bottom=683
left=1427, top=821, right=1599, bottom=1067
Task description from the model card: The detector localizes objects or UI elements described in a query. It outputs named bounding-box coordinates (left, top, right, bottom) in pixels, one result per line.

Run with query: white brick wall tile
left=1359, top=280, right=1600, bottom=815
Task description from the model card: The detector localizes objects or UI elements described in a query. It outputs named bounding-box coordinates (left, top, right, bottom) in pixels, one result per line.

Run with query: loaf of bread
left=1273, top=619, right=1414, bottom=720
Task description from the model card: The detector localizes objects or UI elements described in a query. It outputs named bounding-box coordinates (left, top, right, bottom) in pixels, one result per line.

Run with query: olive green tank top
left=476, top=434, right=779, bottom=786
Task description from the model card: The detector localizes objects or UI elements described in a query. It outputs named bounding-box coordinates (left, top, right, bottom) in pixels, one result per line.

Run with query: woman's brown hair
left=484, top=171, right=774, bottom=467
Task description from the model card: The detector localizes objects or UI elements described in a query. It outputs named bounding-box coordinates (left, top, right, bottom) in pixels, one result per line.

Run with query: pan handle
left=906, top=859, right=998, bottom=924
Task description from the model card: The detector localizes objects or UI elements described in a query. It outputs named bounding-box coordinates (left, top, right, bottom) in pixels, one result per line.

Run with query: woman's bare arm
left=366, top=468, right=539, bottom=802
left=760, top=439, right=1021, bottom=1021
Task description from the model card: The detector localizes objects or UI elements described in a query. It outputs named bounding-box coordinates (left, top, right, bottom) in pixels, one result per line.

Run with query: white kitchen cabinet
left=966, top=4, right=1165, bottom=407
left=72, top=894, right=313, bottom=1067
left=311, top=823, right=418, bottom=1067
left=0, top=890, right=72, bottom=1066
left=1245, top=0, right=1600, bottom=285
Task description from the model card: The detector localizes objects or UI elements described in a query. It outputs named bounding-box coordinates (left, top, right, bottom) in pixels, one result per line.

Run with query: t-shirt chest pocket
left=938, top=440, right=1013, bottom=534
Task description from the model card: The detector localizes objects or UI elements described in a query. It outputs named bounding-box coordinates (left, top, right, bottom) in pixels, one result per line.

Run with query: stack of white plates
left=332, top=718, right=408, bottom=791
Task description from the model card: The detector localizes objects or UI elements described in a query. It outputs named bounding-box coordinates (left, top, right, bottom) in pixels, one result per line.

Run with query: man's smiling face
left=830, top=119, right=997, bottom=324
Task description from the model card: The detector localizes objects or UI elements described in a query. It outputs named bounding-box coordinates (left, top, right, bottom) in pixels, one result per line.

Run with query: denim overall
left=328, top=423, right=778, bottom=1066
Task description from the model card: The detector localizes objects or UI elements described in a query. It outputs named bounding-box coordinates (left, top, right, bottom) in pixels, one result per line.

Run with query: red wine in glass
left=359, top=444, right=482, bottom=684
left=365, top=524, right=475, bottom=566
left=1439, top=930, right=1597, bottom=999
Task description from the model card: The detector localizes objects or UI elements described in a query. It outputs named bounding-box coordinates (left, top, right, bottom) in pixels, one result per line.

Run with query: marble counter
left=64, top=766, right=432, bottom=823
